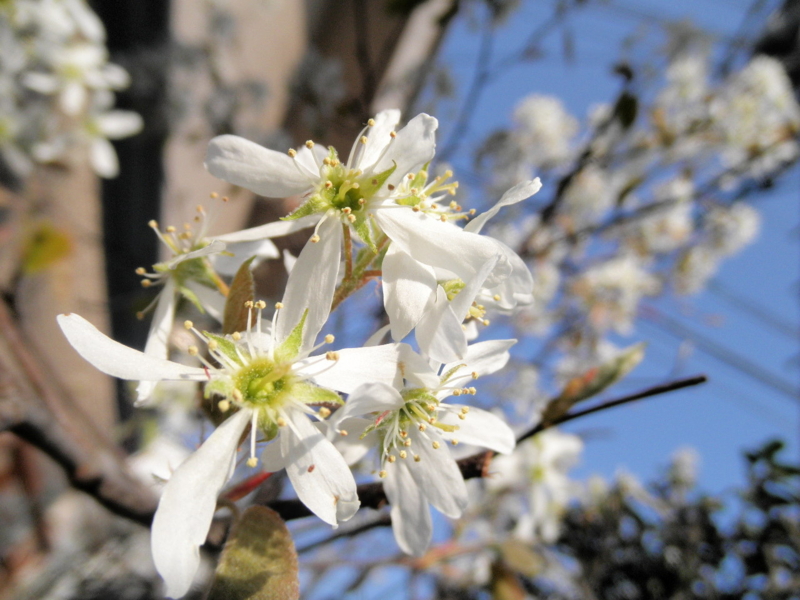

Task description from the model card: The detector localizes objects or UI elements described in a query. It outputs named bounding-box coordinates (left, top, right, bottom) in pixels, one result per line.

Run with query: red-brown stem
left=343, top=224, right=353, bottom=280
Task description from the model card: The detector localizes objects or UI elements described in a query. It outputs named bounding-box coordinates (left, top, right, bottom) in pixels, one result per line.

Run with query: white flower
left=330, top=340, right=517, bottom=556
left=488, top=428, right=582, bottom=543
left=206, top=110, right=515, bottom=338
left=58, top=297, right=403, bottom=597
left=513, top=94, right=578, bottom=167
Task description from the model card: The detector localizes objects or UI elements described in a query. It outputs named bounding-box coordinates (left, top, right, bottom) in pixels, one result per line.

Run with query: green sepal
left=282, top=194, right=326, bottom=220
left=439, top=363, right=466, bottom=385
left=178, top=284, right=206, bottom=313
left=204, top=377, right=235, bottom=401
left=257, top=416, right=279, bottom=443
left=358, top=162, right=397, bottom=198
left=440, top=278, right=466, bottom=301
left=353, top=214, right=376, bottom=253
left=207, top=506, right=300, bottom=600
left=290, top=381, right=343, bottom=407
left=275, top=309, right=308, bottom=363
left=223, top=256, right=255, bottom=334
left=204, top=332, right=245, bottom=367
left=396, top=194, right=422, bottom=207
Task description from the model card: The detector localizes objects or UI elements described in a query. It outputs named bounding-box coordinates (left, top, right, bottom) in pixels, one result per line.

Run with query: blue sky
left=433, top=0, right=799, bottom=495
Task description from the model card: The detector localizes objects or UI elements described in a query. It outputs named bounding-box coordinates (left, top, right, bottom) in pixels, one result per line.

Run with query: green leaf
left=282, top=195, right=325, bottom=220
left=275, top=309, right=308, bottom=362
left=21, top=221, right=73, bottom=274
left=208, top=506, right=299, bottom=600
left=223, top=257, right=256, bottom=334
left=541, top=343, right=646, bottom=426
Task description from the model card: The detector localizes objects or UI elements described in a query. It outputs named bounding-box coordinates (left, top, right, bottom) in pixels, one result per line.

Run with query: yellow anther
left=426, top=404, right=436, bottom=412
left=403, top=439, right=412, bottom=447
left=222, top=196, right=230, bottom=202
left=246, top=457, right=259, bottom=468
left=418, top=423, right=427, bottom=432
left=387, top=455, right=396, bottom=463
left=399, top=451, right=407, bottom=459
left=407, top=173, right=414, bottom=180
left=135, top=267, right=146, bottom=275
left=325, top=180, right=333, bottom=189
left=440, top=214, right=447, bottom=222
left=469, top=387, right=477, bottom=395
left=318, top=407, right=331, bottom=418
left=413, top=455, right=421, bottom=462
left=471, top=372, right=479, bottom=379
left=367, top=118, right=375, bottom=127
left=187, top=345, right=199, bottom=356
left=323, top=157, right=331, bottom=166
left=166, top=225, right=176, bottom=233
left=136, top=311, right=144, bottom=320
left=428, top=417, right=436, bottom=424
left=458, top=413, right=466, bottom=420
left=482, top=319, right=490, bottom=326
left=232, top=389, right=243, bottom=402
left=412, top=205, right=421, bottom=212
left=207, top=339, right=218, bottom=351
left=351, top=182, right=360, bottom=189
left=275, top=302, right=284, bottom=310
left=379, top=470, right=387, bottom=478
left=310, top=234, right=320, bottom=243
left=141, top=279, right=152, bottom=288
left=244, top=300, right=253, bottom=308
left=469, top=208, right=476, bottom=215
left=324, top=334, right=335, bottom=344
left=232, top=332, right=242, bottom=341
left=218, top=399, right=230, bottom=412
left=148, top=220, right=158, bottom=228
left=453, top=389, right=462, bottom=396
left=210, top=192, right=219, bottom=199
left=255, top=300, right=267, bottom=309
left=326, top=351, right=340, bottom=361
left=342, top=207, right=352, bottom=214
left=358, top=198, right=365, bottom=205
left=461, top=406, right=470, bottom=414
left=305, top=140, right=314, bottom=148
left=277, top=417, right=287, bottom=427
left=432, top=441, right=440, bottom=449
left=399, top=430, right=408, bottom=438
left=360, top=135, right=368, bottom=145
left=450, top=439, right=459, bottom=446
left=449, top=201, right=458, bottom=210
left=390, top=131, right=397, bottom=138
left=339, top=429, right=349, bottom=436
left=288, top=148, right=297, bottom=157
left=347, top=214, right=356, bottom=223
left=493, top=294, right=501, bottom=301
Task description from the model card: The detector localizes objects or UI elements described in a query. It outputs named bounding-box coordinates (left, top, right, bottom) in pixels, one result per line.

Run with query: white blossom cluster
left=0, top=0, right=141, bottom=179
left=57, top=109, right=543, bottom=598
left=477, top=37, right=797, bottom=386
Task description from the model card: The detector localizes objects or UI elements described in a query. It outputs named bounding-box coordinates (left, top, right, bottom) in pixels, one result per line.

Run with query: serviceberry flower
left=329, top=340, right=517, bottom=556
left=58, top=297, right=403, bottom=598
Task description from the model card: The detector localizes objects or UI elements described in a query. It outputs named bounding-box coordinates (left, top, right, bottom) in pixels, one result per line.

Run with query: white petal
left=383, top=462, right=432, bottom=556
left=276, top=217, right=341, bottom=351
left=205, top=135, right=312, bottom=198
left=382, top=244, right=436, bottom=341
left=211, top=239, right=278, bottom=276
left=22, top=72, right=59, bottom=94
left=335, top=382, right=404, bottom=422
left=283, top=249, right=297, bottom=275
left=185, top=281, right=225, bottom=323
left=281, top=409, right=359, bottom=525
left=165, top=240, right=226, bottom=270
left=375, top=209, right=510, bottom=287
left=97, top=111, right=144, bottom=139
left=90, top=137, right=119, bottom=178
left=397, top=344, right=439, bottom=389
left=61, top=82, right=86, bottom=116
left=442, top=339, right=515, bottom=387
left=57, top=313, right=207, bottom=381
left=415, top=287, right=466, bottom=364
left=373, top=113, right=438, bottom=187
left=359, top=109, right=401, bottom=171
left=151, top=409, right=251, bottom=599
left=363, top=324, right=391, bottom=347
left=449, top=254, right=499, bottom=321
left=326, top=417, right=374, bottom=466
left=212, top=214, right=320, bottom=243
left=439, top=405, right=516, bottom=454
left=298, top=344, right=400, bottom=394
left=260, top=440, right=284, bottom=472
left=406, top=429, right=468, bottom=518
left=135, top=280, right=178, bottom=405
left=484, top=241, right=533, bottom=309
left=465, top=178, right=542, bottom=234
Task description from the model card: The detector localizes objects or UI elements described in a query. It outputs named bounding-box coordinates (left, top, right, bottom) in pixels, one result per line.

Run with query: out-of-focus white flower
left=627, top=177, right=694, bottom=254
left=570, top=254, right=660, bottom=334
left=674, top=244, right=719, bottom=295
left=704, top=202, right=760, bottom=256
left=488, top=428, right=582, bottom=543
left=328, top=341, right=517, bottom=556
left=513, top=95, right=578, bottom=167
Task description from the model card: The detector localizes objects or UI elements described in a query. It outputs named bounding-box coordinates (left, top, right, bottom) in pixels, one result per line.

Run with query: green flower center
left=234, top=357, right=295, bottom=408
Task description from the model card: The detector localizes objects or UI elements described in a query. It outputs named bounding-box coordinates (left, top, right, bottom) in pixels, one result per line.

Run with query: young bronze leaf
left=208, top=505, right=299, bottom=600
left=541, top=343, right=645, bottom=426
left=223, top=256, right=255, bottom=334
